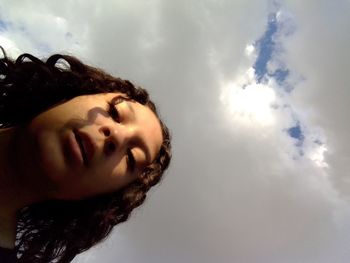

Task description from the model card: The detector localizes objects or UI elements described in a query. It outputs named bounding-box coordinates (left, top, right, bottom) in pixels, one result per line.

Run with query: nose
left=99, top=124, right=133, bottom=156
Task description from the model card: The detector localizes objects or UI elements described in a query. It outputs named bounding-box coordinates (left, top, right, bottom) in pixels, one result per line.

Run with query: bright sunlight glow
left=220, top=79, right=276, bottom=126
left=309, top=144, right=329, bottom=168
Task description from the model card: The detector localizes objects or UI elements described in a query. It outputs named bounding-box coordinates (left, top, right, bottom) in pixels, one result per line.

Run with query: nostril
left=105, top=141, right=116, bottom=155
left=101, top=127, right=110, bottom=137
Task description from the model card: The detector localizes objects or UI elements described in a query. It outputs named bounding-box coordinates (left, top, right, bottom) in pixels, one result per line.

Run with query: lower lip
left=66, top=131, right=84, bottom=166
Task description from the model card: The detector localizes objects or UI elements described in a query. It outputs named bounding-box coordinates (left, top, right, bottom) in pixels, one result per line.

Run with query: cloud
left=0, top=35, right=22, bottom=57
left=280, top=0, right=350, bottom=199
left=0, top=0, right=89, bottom=57
left=1, top=0, right=350, bottom=262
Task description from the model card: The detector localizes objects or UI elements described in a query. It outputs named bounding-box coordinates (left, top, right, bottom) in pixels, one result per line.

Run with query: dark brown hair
left=0, top=48, right=172, bottom=262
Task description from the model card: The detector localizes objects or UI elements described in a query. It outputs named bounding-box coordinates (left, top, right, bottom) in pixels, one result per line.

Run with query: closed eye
left=126, top=149, right=136, bottom=173
left=108, top=97, right=128, bottom=123
left=108, top=101, right=121, bottom=122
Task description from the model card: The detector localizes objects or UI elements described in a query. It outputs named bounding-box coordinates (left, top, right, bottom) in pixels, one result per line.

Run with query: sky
left=1, top=0, right=350, bottom=262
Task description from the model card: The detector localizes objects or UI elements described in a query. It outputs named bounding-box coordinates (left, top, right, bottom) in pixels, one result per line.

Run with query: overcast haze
left=1, top=0, right=350, bottom=262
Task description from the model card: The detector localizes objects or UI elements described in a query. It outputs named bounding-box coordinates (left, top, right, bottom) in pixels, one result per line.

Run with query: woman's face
left=24, top=93, right=163, bottom=200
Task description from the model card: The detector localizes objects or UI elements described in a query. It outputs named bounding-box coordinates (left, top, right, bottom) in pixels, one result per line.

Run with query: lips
left=73, top=130, right=96, bottom=166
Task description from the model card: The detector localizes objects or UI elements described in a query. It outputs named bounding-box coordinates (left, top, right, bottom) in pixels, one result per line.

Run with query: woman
left=0, top=48, right=172, bottom=262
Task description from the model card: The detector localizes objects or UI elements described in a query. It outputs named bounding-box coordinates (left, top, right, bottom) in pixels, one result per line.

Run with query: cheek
left=52, top=147, right=134, bottom=200
left=96, top=164, right=127, bottom=189
left=29, top=125, right=66, bottom=184
left=95, top=163, right=139, bottom=193
left=53, top=165, right=137, bottom=200
left=83, top=164, right=129, bottom=195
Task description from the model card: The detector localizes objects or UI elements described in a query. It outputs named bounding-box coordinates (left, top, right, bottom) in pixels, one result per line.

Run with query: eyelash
left=107, top=98, right=136, bottom=172
left=127, top=149, right=136, bottom=172
left=108, top=102, right=121, bottom=123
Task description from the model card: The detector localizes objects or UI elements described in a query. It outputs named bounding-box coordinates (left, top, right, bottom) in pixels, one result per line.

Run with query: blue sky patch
left=253, top=14, right=278, bottom=82
left=253, top=12, right=303, bottom=145
left=288, top=122, right=304, bottom=147
left=271, top=68, right=289, bottom=84
left=253, top=13, right=290, bottom=86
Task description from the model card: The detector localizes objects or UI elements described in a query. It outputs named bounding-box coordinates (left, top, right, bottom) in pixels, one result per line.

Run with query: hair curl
left=0, top=48, right=172, bottom=263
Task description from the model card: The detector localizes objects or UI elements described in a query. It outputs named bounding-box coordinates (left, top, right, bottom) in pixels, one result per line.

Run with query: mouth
left=73, top=130, right=95, bottom=166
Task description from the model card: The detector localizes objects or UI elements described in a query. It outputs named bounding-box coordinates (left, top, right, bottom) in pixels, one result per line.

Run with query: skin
left=0, top=92, right=163, bottom=247
left=28, top=92, right=163, bottom=199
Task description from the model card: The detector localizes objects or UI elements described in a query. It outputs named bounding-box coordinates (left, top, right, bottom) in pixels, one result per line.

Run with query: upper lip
left=73, top=130, right=96, bottom=166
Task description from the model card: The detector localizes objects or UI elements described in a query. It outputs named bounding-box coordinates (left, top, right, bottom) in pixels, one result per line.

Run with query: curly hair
left=0, top=48, right=172, bottom=263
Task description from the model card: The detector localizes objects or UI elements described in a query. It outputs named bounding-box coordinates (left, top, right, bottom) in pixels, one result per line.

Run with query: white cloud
left=0, top=36, right=22, bottom=57
left=244, top=44, right=255, bottom=57
left=1, top=0, right=350, bottom=262
left=220, top=68, right=277, bottom=126
left=281, top=0, right=350, bottom=198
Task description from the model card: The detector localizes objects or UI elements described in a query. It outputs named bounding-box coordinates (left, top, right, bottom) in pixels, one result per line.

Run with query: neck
left=0, top=127, right=41, bottom=211
left=0, top=126, right=49, bottom=248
